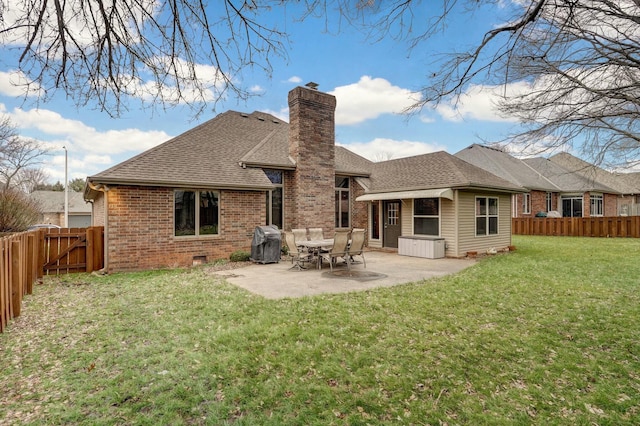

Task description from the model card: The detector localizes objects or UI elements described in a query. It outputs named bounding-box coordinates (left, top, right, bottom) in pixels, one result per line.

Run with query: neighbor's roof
left=30, top=190, right=92, bottom=214
left=549, top=152, right=638, bottom=194
left=360, top=151, right=524, bottom=194
left=455, top=144, right=559, bottom=191
left=523, top=157, right=619, bottom=194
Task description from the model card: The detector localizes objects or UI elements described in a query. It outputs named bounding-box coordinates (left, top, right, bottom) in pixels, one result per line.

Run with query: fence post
left=11, top=240, right=21, bottom=318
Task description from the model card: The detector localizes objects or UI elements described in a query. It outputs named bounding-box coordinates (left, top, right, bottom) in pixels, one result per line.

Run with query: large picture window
left=335, top=176, right=350, bottom=228
left=476, top=197, right=498, bottom=236
left=414, top=198, right=439, bottom=236
left=175, top=190, right=219, bottom=237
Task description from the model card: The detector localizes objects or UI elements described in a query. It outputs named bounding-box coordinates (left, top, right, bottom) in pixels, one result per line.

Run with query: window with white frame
left=476, top=197, right=499, bottom=236
left=414, top=198, right=439, bottom=236
left=335, top=176, right=350, bottom=228
left=522, top=193, right=531, bottom=214
left=546, top=192, right=553, bottom=212
left=590, top=193, right=603, bottom=216
left=561, top=195, right=583, bottom=217
left=174, top=190, right=219, bottom=236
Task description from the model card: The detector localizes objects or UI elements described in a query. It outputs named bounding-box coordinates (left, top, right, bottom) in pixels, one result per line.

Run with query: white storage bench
left=398, top=236, right=445, bottom=259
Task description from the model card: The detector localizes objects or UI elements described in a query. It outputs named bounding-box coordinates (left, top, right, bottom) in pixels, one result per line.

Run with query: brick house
left=456, top=144, right=619, bottom=218
left=85, top=85, right=523, bottom=272
left=549, top=152, right=640, bottom=216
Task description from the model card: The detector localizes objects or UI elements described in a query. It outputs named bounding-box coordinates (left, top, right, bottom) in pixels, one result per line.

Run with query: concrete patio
left=212, top=251, right=476, bottom=299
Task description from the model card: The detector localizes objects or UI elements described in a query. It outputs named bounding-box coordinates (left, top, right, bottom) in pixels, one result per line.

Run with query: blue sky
left=0, top=1, right=526, bottom=184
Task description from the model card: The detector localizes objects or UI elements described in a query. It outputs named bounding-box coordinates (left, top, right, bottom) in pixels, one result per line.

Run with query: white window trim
left=590, top=193, right=604, bottom=217
left=476, top=196, right=499, bottom=237
left=522, top=193, right=531, bottom=214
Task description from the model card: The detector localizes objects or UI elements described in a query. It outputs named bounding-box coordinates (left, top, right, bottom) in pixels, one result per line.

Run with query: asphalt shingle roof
left=364, top=151, right=523, bottom=193
left=455, top=144, right=559, bottom=191
left=549, top=152, right=638, bottom=194
left=523, top=157, right=618, bottom=193
left=89, top=111, right=374, bottom=190
left=88, top=112, right=521, bottom=195
left=30, top=190, right=92, bottom=213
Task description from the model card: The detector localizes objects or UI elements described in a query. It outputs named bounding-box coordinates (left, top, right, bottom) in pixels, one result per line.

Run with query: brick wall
left=287, top=86, right=336, bottom=231
left=105, top=185, right=264, bottom=272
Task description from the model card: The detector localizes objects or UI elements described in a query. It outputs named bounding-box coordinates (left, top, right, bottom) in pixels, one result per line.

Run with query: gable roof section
left=455, top=144, right=559, bottom=191
left=549, top=152, right=638, bottom=194
left=88, top=111, right=288, bottom=191
left=523, top=157, right=619, bottom=193
left=335, top=146, right=373, bottom=177
left=362, top=151, right=523, bottom=194
left=87, top=110, right=373, bottom=198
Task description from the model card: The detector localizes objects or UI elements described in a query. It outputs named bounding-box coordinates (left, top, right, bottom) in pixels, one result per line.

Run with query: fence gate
left=42, top=227, right=104, bottom=275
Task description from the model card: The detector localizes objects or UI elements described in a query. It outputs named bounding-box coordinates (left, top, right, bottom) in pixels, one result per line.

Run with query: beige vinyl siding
left=440, top=197, right=457, bottom=257
left=400, top=199, right=413, bottom=236
left=456, top=191, right=512, bottom=256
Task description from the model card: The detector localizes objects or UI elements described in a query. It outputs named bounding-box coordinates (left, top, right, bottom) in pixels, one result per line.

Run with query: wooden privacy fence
left=512, top=216, right=640, bottom=238
left=0, top=226, right=104, bottom=333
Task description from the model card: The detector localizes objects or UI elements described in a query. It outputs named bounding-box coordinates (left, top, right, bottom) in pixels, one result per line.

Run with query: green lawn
left=1, top=236, right=640, bottom=425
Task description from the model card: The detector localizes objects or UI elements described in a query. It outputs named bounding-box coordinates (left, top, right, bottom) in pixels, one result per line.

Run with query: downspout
left=86, top=181, right=111, bottom=272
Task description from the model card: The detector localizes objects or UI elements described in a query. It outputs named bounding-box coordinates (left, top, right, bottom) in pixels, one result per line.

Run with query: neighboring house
left=455, top=144, right=560, bottom=217
left=30, top=190, right=92, bottom=227
left=85, top=85, right=523, bottom=272
left=522, top=157, right=619, bottom=217
left=455, top=144, right=619, bottom=218
left=549, top=152, right=640, bottom=216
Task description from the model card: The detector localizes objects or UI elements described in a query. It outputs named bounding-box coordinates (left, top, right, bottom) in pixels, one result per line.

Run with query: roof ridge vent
left=256, top=116, right=265, bottom=121
left=240, top=113, right=249, bottom=118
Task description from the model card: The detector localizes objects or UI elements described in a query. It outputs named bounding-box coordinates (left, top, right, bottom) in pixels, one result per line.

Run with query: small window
left=414, top=198, right=439, bottom=236
left=522, top=193, right=531, bottom=214
left=590, top=193, right=603, bottom=216
left=476, top=197, right=499, bottom=236
left=546, top=192, right=553, bottom=212
left=175, top=190, right=219, bottom=237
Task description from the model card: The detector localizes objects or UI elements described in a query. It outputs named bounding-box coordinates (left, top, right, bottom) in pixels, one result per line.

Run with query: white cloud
left=331, top=76, right=421, bottom=126
left=288, top=76, right=302, bottom=84
left=436, top=83, right=523, bottom=123
left=339, top=138, right=445, bottom=162
left=0, top=70, right=43, bottom=97
left=7, top=107, right=170, bottom=155
left=250, top=85, right=263, bottom=93
left=263, top=108, right=288, bottom=122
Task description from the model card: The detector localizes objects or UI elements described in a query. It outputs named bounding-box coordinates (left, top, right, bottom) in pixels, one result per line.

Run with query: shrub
left=0, top=190, right=41, bottom=232
left=229, top=250, right=251, bottom=262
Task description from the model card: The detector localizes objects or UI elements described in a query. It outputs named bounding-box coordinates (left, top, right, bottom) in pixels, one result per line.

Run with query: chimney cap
left=305, top=82, right=319, bottom=90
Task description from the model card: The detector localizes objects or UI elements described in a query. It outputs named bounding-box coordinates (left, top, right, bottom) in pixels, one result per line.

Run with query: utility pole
left=63, top=146, right=68, bottom=228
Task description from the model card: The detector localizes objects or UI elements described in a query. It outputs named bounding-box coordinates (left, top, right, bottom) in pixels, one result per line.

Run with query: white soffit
left=356, top=188, right=454, bottom=202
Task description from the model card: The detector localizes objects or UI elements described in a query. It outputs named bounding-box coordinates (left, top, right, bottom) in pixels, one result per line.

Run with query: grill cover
left=250, top=225, right=281, bottom=264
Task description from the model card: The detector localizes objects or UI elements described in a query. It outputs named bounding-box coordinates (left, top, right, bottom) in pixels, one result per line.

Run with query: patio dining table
left=297, top=239, right=334, bottom=269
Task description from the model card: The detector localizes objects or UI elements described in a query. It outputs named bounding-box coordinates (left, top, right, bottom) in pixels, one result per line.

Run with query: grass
left=1, top=235, right=640, bottom=425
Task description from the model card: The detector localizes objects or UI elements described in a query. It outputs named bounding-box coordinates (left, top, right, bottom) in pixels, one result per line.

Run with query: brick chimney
left=288, top=83, right=337, bottom=231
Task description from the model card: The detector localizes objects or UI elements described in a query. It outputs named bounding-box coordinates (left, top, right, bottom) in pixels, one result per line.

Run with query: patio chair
left=325, top=230, right=351, bottom=271
left=284, top=231, right=312, bottom=270
left=292, top=228, right=307, bottom=244
left=308, top=227, right=324, bottom=241
left=348, top=228, right=366, bottom=268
